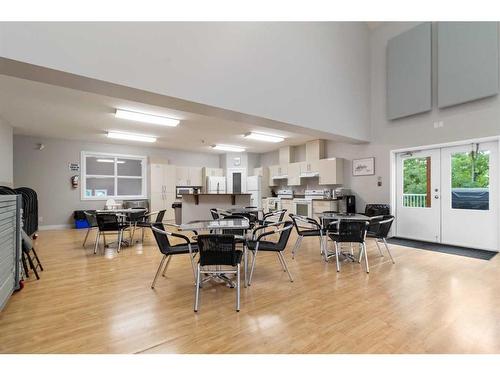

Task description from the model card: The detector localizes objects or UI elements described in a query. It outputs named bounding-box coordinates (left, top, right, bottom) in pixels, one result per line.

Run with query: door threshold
left=387, top=237, right=497, bottom=260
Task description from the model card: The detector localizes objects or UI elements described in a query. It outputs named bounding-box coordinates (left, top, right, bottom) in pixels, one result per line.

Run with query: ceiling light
left=97, top=159, right=125, bottom=164
left=244, top=132, right=285, bottom=143
left=211, top=144, right=246, bottom=152
left=107, top=131, right=157, bottom=143
left=115, top=109, right=180, bottom=127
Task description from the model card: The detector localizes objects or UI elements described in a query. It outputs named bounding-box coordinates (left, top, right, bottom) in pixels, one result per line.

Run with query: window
left=81, top=152, right=147, bottom=200
left=402, top=157, right=431, bottom=208
left=451, top=151, right=490, bottom=210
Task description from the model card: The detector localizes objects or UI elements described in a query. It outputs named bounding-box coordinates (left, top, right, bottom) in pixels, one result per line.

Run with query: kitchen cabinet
left=150, top=163, right=177, bottom=221
left=312, top=200, right=338, bottom=223
left=318, top=158, right=344, bottom=185
left=268, top=165, right=288, bottom=186
left=306, top=139, right=325, bottom=161
left=202, top=167, right=224, bottom=192
left=300, top=160, right=319, bottom=174
left=281, top=199, right=294, bottom=215
left=176, top=166, right=203, bottom=186
left=287, top=163, right=302, bottom=186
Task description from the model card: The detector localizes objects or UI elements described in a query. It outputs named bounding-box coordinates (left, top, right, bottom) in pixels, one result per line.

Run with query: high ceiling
left=0, top=75, right=315, bottom=154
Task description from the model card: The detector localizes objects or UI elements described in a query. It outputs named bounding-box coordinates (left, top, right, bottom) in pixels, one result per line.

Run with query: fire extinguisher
left=71, top=175, right=79, bottom=189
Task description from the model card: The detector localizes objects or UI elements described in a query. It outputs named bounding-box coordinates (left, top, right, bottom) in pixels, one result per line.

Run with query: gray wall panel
left=387, top=22, right=432, bottom=120
left=438, top=22, right=499, bottom=108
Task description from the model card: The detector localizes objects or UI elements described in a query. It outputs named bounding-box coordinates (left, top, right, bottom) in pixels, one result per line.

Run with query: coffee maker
left=337, top=195, right=356, bottom=214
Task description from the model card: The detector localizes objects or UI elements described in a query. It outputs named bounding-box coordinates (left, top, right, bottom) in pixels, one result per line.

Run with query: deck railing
left=403, top=194, right=427, bottom=207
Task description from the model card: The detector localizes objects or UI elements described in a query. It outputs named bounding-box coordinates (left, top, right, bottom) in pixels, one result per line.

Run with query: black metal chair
left=150, top=222, right=199, bottom=289
left=326, top=220, right=370, bottom=273
left=94, top=213, right=129, bottom=254
left=246, top=221, right=294, bottom=285
left=289, top=214, right=325, bottom=259
left=359, top=204, right=391, bottom=217
left=367, top=215, right=395, bottom=263
left=194, top=234, right=242, bottom=312
left=82, top=210, right=98, bottom=248
left=221, top=215, right=249, bottom=244
left=259, top=209, right=287, bottom=226
left=210, top=208, right=220, bottom=220
left=130, top=209, right=166, bottom=243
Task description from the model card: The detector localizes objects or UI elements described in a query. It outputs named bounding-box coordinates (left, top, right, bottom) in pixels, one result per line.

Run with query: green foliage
left=451, top=152, right=489, bottom=189
left=403, top=152, right=490, bottom=194
left=403, top=157, right=428, bottom=194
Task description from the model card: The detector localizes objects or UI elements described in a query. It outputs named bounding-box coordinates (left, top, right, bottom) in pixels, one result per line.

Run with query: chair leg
left=94, top=231, right=101, bottom=254
left=334, top=242, right=340, bottom=272
left=277, top=252, right=286, bottom=271
left=82, top=228, right=91, bottom=247
left=243, top=245, right=248, bottom=287
left=21, top=252, right=29, bottom=278
left=291, top=236, right=301, bottom=259
left=194, top=264, right=201, bottom=312
left=236, top=263, right=241, bottom=312
left=130, top=223, right=136, bottom=244
left=322, top=236, right=329, bottom=262
left=189, top=249, right=197, bottom=283
left=117, top=230, right=123, bottom=253
left=248, top=248, right=259, bottom=286
left=141, top=227, right=145, bottom=243
left=383, top=238, right=395, bottom=264
left=375, top=239, right=384, bottom=257
left=363, top=243, right=370, bottom=273
left=358, top=243, right=363, bottom=263
left=162, top=255, right=172, bottom=277
left=151, top=255, right=167, bottom=289
left=278, top=251, right=293, bottom=282
left=26, top=251, right=40, bottom=280
left=31, top=248, right=43, bottom=271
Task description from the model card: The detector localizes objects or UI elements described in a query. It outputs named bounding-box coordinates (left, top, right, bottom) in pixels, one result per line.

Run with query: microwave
left=176, top=186, right=199, bottom=198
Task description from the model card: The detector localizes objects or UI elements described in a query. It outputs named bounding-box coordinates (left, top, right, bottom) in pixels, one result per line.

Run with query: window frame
left=81, top=151, right=148, bottom=201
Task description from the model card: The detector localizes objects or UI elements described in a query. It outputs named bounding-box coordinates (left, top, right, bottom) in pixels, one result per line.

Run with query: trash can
left=172, top=202, right=182, bottom=225
left=73, top=210, right=90, bottom=229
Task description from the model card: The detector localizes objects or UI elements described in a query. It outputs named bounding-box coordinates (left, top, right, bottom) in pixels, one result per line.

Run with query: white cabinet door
left=287, top=163, right=301, bottom=186
left=318, top=158, right=344, bottom=185
left=189, top=167, right=203, bottom=186
left=163, top=192, right=177, bottom=221
left=164, top=165, right=177, bottom=193
left=150, top=163, right=164, bottom=194
left=175, top=166, right=189, bottom=186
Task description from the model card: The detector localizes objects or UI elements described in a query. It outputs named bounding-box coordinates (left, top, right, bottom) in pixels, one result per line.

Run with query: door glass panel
left=233, top=173, right=242, bottom=194
left=402, top=157, right=431, bottom=207
left=451, top=151, right=489, bottom=210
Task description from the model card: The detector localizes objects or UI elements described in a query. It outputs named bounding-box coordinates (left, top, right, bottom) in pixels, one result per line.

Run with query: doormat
left=387, top=237, right=497, bottom=260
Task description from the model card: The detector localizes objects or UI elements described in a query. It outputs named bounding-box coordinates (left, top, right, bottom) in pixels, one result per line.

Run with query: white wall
left=0, top=116, right=13, bottom=186
left=13, top=135, right=221, bottom=226
left=0, top=22, right=371, bottom=142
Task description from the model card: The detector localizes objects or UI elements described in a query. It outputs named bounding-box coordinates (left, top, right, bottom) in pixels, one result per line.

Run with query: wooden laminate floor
left=1, top=228, right=499, bottom=354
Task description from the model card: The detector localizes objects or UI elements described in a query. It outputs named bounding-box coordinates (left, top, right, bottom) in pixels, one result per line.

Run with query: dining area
left=80, top=203, right=396, bottom=313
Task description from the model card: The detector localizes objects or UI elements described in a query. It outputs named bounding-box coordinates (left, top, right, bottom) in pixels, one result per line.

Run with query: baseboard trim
left=38, top=224, right=73, bottom=231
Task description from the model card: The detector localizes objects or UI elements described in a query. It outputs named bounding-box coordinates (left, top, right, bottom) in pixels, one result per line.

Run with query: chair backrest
left=331, top=220, right=369, bottom=243
left=370, top=215, right=394, bottom=238
left=84, top=210, right=98, bottom=227
left=289, top=213, right=319, bottom=234
left=96, top=213, right=121, bottom=231
left=221, top=215, right=248, bottom=236
left=129, top=208, right=147, bottom=221
left=155, top=209, right=166, bottom=223
left=271, top=221, right=294, bottom=251
left=197, top=234, right=239, bottom=266
left=264, top=209, right=287, bottom=223
left=150, top=223, right=174, bottom=255
left=364, top=204, right=390, bottom=217
left=210, top=208, right=220, bottom=220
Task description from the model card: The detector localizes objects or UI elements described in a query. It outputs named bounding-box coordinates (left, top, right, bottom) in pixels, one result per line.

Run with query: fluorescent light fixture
left=211, top=144, right=246, bottom=152
left=244, top=132, right=285, bottom=143
left=107, top=131, right=157, bottom=143
left=115, top=109, right=179, bottom=127
left=97, top=159, right=125, bottom=164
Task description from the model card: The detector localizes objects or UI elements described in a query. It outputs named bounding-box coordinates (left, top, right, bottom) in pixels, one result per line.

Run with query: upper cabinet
left=306, top=140, right=325, bottom=161
left=175, top=166, right=203, bottom=186
left=318, top=158, right=344, bottom=185
left=203, top=167, right=224, bottom=177
left=287, top=163, right=302, bottom=186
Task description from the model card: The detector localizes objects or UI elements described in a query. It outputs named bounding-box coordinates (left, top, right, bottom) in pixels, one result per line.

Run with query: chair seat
left=246, top=240, right=281, bottom=251
left=298, top=229, right=325, bottom=237
left=165, top=242, right=199, bottom=255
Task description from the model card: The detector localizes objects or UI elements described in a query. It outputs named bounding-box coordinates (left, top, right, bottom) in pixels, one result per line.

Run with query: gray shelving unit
left=0, top=194, right=22, bottom=311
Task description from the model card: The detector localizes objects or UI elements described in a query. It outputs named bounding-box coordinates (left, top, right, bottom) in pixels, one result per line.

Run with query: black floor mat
left=387, top=237, right=497, bottom=260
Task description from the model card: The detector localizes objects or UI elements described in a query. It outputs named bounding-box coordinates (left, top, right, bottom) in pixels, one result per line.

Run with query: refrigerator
left=246, top=175, right=263, bottom=210
left=206, top=176, right=226, bottom=194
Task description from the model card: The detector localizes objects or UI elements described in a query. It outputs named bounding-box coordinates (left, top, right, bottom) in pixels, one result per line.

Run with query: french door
left=396, top=141, right=499, bottom=251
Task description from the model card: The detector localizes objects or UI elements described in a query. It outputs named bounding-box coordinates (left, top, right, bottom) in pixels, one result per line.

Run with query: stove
left=277, top=189, right=294, bottom=199
left=304, top=189, right=331, bottom=200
